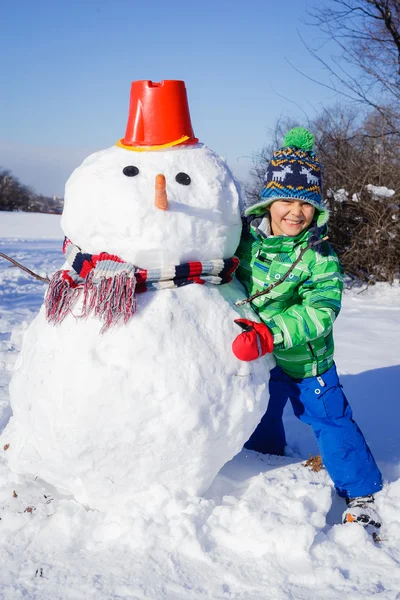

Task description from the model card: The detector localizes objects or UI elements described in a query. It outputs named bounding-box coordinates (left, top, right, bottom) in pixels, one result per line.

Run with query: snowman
left=4, top=80, right=274, bottom=513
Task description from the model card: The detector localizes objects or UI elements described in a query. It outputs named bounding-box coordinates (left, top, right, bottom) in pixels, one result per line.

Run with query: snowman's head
left=61, top=143, right=242, bottom=268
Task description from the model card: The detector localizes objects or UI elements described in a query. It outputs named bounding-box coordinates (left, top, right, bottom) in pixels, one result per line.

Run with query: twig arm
left=0, top=252, right=50, bottom=283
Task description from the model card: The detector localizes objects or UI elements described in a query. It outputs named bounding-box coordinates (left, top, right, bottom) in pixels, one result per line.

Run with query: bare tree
left=302, top=0, right=400, bottom=135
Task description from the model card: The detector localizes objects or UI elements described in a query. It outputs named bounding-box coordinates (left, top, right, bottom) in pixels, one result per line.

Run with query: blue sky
left=1, top=0, right=341, bottom=197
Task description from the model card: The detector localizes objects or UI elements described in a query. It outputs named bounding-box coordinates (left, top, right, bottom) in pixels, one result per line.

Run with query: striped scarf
left=45, top=238, right=239, bottom=332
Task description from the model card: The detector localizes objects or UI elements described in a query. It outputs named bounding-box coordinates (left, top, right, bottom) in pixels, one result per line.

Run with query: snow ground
left=0, top=212, right=399, bottom=599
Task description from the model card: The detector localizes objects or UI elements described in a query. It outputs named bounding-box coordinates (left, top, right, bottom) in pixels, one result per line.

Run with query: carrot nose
left=155, top=174, right=168, bottom=211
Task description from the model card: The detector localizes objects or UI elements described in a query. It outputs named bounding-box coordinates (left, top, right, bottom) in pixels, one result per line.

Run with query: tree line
left=0, top=168, right=63, bottom=214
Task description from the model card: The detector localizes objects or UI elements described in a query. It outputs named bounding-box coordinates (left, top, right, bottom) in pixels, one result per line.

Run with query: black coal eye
left=123, top=166, right=139, bottom=177
left=175, top=172, right=191, bottom=186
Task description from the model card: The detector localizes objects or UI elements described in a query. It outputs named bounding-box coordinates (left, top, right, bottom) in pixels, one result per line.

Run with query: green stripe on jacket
left=235, top=224, right=344, bottom=379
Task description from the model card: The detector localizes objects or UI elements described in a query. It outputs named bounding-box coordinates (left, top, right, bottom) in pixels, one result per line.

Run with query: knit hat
left=245, top=127, right=329, bottom=226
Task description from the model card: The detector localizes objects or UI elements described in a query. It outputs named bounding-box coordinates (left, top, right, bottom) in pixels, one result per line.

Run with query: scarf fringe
left=46, top=271, right=137, bottom=333
left=46, top=271, right=81, bottom=325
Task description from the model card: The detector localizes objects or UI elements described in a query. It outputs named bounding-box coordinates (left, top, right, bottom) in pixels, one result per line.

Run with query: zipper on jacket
left=255, top=250, right=270, bottom=264
left=307, top=342, right=318, bottom=377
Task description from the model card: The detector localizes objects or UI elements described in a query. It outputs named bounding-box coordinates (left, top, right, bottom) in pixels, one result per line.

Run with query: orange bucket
left=119, top=80, right=198, bottom=150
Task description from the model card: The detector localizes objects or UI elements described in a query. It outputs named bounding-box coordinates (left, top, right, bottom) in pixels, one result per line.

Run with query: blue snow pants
left=244, top=363, right=383, bottom=499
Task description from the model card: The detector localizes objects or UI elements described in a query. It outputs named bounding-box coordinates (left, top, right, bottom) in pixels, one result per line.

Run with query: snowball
left=5, top=283, right=273, bottom=513
left=61, top=143, right=242, bottom=267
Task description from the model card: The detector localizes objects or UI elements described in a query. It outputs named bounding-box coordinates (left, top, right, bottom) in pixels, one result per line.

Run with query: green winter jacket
left=235, top=223, right=344, bottom=379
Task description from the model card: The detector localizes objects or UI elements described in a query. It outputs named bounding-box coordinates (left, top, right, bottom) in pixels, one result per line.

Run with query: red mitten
left=232, top=319, right=274, bottom=361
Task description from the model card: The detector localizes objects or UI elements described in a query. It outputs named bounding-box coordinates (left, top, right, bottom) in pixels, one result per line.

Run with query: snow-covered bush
left=326, top=186, right=399, bottom=284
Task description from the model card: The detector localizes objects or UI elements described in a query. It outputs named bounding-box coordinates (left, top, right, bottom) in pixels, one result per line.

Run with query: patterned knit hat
left=245, top=127, right=329, bottom=226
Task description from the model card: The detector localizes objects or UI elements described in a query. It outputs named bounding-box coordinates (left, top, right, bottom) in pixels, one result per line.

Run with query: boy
left=232, top=128, right=382, bottom=528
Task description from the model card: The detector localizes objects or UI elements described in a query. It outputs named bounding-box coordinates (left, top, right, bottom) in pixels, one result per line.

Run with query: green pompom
left=283, top=127, right=314, bottom=151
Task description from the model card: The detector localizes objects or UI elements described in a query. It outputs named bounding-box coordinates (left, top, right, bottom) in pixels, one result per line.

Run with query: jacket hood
left=245, top=199, right=329, bottom=227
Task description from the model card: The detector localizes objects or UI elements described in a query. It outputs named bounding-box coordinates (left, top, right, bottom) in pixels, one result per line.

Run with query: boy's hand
left=232, top=319, right=274, bottom=361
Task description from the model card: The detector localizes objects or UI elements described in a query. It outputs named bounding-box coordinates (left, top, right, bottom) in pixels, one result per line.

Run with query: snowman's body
left=4, top=143, right=273, bottom=512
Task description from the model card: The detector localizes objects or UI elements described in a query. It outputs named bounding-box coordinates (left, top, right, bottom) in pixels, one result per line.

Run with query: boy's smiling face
left=268, top=199, right=315, bottom=237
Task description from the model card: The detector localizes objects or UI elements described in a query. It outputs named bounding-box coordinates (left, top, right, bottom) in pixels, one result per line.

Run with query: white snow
left=0, top=210, right=63, bottom=239
left=327, top=186, right=398, bottom=204
left=326, top=188, right=348, bottom=203
left=0, top=216, right=399, bottom=599
left=366, top=184, right=396, bottom=200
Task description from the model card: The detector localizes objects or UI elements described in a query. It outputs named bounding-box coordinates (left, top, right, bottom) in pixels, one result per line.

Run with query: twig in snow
left=0, top=252, right=50, bottom=283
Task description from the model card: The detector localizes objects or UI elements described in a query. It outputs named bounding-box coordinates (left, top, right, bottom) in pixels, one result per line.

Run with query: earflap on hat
left=245, top=127, right=329, bottom=226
